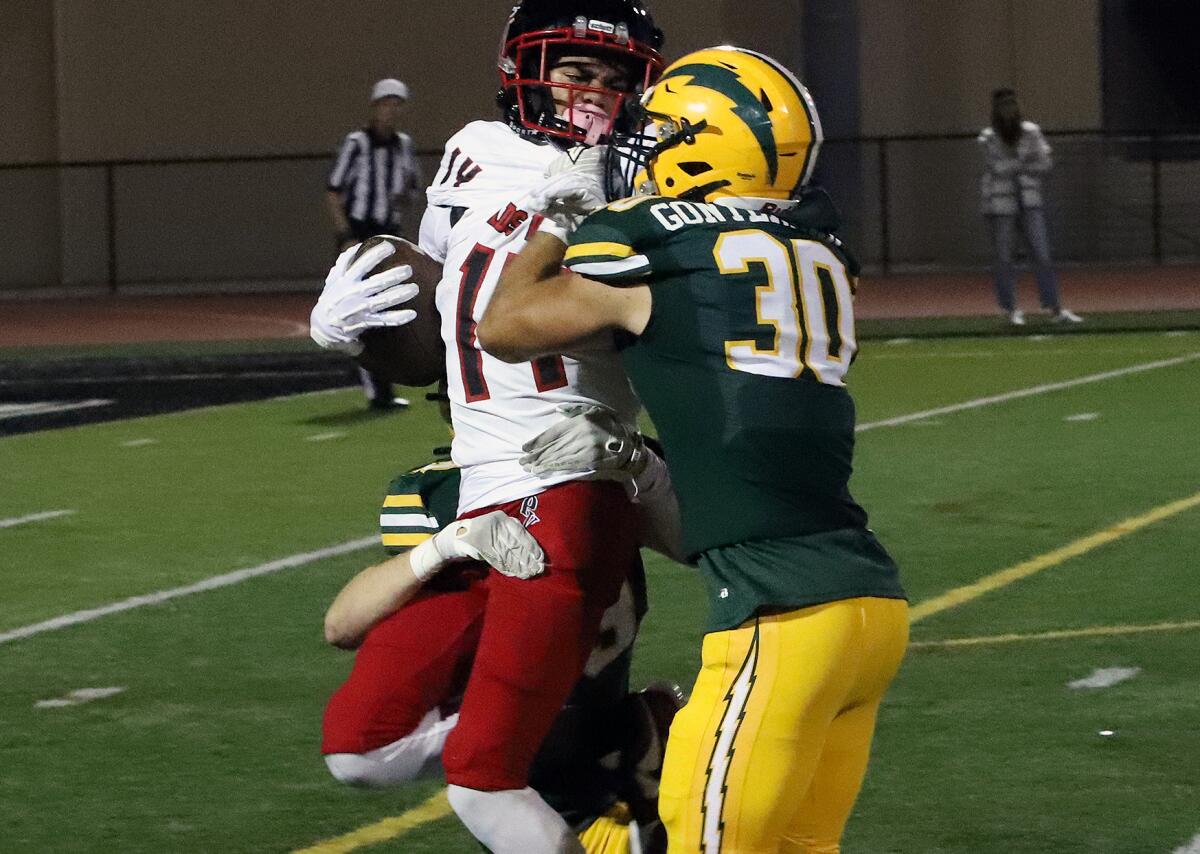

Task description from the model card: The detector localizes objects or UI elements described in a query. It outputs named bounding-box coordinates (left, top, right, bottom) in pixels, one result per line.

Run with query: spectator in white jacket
left=978, top=89, right=1081, bottom=326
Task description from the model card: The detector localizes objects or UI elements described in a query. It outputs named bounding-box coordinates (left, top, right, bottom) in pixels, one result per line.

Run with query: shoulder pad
left=570, top=194, right=664, bottom=247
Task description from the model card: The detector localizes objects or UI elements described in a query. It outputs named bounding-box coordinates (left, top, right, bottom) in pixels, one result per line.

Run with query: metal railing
left=1, top=131, right=1197, bottom=294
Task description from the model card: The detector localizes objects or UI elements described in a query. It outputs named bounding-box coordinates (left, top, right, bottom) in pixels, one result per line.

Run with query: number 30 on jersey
left=715, top=230, right=856, bottom=387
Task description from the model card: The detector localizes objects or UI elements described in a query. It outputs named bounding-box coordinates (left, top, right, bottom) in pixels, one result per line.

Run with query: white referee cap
left=371, top=78, right=410, bottom=102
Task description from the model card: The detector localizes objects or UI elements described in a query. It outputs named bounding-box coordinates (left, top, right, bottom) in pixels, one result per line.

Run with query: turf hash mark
left=909, top=490, right=1200, bottom=624
left=0, top=536, right=378, bottom=646
left=290, top=790, right=452, bottom=854
left=1067, top=667, right=1141, bottom=690
left=35, top=686, right=127, bottom=709
left=306, top=432, right=348, bottom=442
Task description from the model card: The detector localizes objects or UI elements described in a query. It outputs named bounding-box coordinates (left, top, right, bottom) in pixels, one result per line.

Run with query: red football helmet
left=497, top=0, right=665, bottom=145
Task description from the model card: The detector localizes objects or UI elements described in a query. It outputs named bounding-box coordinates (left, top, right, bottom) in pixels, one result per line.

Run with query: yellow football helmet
left=633, top=46, right=822, bottom=202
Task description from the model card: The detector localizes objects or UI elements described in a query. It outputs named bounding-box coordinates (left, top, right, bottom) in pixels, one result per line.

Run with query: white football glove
left=409, top=510, right=545, bottom=581
left=520, top=403, right=646, bottom=476
left=527, top=146, right=609, bottom=242
left=310, top=241, right=419, bottom=356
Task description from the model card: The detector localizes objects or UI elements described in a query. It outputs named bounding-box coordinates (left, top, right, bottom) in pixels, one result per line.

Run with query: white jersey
left=420, top=120, right=639, bottom=514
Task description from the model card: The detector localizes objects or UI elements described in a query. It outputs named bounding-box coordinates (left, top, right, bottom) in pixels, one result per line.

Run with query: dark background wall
left=7, top=0, right=1196, bottom=290
left=1, top=0, right=1105, bottom=164
left=1101, top=0, right=1200, bottom=134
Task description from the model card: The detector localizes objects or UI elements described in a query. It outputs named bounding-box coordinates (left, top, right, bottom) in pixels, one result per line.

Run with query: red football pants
left=322, top=480, right=639, bottom=791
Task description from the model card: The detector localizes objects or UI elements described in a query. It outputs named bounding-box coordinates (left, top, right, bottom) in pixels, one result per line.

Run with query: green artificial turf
left=1, top=330, right=1198, bottom=852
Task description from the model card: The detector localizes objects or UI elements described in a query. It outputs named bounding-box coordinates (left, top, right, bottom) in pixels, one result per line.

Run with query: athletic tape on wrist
left=408, top=537, right=444, bottom=581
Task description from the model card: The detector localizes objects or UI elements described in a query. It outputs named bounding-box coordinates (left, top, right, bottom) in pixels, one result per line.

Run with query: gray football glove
left=520, top=404, right=646, bottom=476
left=410, top=510, right=545, bottom=581
left=526, top=146, right=609, bottom=242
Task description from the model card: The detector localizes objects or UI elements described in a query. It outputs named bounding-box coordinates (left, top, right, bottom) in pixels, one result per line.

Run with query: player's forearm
left=478, top=232, right=573, bottom=362
left=481, top=233, right=649, bottom=362
left=323, top=553, right=424, bottom=649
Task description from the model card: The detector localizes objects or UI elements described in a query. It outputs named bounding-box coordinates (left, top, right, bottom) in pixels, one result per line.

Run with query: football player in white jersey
left=311, top=2, right=667, bottom=852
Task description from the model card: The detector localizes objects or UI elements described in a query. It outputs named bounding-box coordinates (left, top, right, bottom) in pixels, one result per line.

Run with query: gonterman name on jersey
left=649, top=200, right=789, bottom=232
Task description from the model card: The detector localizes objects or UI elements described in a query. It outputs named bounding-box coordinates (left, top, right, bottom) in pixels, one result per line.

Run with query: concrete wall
left=860, top=0, right=1101, bottom=136
left=0, top=0, right=58, bottom=163
left=46, top=0, right=757, bottom=161
left=0, top=1, right=1113, bottom=290
left=0, top=0, right=1108, bottom=160
left=0, top=1, right=61, bottom=287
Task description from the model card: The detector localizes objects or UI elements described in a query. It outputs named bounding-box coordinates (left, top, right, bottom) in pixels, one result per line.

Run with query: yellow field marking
left=909, top=490, right=1200, bottom=625
left=291, top=790, right=451, bottom=854
left=910, top=619, right=1200, bottom=649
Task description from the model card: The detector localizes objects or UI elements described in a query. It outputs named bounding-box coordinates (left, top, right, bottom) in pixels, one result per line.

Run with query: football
left=353, top=236, right=445, bottom=387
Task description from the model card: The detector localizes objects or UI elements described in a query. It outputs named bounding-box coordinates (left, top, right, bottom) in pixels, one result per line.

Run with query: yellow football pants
left=658, top=597, right=909, bottom=854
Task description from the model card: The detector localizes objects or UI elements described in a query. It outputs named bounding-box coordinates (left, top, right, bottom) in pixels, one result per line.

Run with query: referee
left=325, top=78, right=423, bottom=410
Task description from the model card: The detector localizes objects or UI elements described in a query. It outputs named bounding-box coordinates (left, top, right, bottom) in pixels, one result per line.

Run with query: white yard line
left=856, top=352, right=1200, bottom=432
left=0, top=386, right=350, bottom=439
left=0, top=370, right=344, bottom=386
left=869, top=346, right=1198, bottom=360
left=0, top=509, right=76, bottom=530
left=120, top=438, right=159, bottom=447
left=0, top=536, right=377, bottom=646
left=0, top=399, right=113, bottom=419
left=5, top=352, right=1198, bottom=647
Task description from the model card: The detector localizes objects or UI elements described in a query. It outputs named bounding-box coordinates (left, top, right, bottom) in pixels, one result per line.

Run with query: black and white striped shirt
left=327, top=128, right=422, bottom=228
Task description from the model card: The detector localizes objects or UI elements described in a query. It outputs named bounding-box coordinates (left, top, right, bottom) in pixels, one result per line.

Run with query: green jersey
left=379, top=460, right=460, bottom=555
left=564, top=194, right=904, bottom=630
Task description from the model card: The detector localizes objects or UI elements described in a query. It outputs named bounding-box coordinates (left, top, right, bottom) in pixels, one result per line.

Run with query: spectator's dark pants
left=987, top=208, right=1061, bottom=312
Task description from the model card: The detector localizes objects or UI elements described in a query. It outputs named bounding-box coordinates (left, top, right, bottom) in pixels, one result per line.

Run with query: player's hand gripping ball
left=311, top=236, right=444, bottom=386
left=353, top=237, right=445, bottom=386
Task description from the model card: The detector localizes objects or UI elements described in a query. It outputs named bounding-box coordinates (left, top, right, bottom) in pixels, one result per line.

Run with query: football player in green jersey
left=479, top=45, right=908, bottom=854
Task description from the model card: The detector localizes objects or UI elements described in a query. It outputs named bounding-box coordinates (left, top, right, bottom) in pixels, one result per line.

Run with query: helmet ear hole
left=759, top=90, right=773, bottom=112
left=678, top=161, right=712, bottom=176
